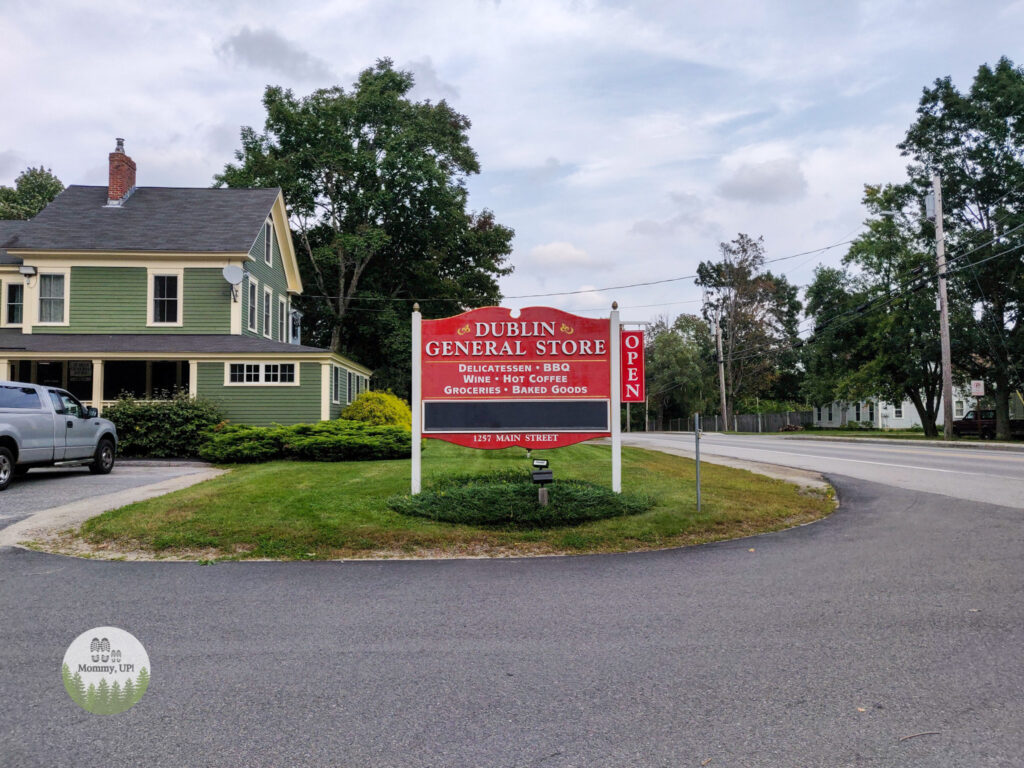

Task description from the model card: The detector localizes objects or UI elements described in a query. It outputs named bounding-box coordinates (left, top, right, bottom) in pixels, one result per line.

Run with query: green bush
left=102, top=392, right=224, bottom=458
left=341, top=390, right=412, bottom=428
left=389, top=469, right=655, bottom=529
left=198, top=419, right=411, bottom=463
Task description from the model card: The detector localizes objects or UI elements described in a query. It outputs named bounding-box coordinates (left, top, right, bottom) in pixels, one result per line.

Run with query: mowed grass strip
left=78, top=442, right=834, bottom=560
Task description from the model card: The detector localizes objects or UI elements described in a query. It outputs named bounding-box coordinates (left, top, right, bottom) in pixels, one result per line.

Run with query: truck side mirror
left=86, top=407, right=98, bottom=419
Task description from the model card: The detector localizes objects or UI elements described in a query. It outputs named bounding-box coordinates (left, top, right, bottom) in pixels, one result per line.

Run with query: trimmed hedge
left=102, top=393, right=224, bottom=458
left=198, top=419, right=411, bottom=463
left=389, top=469, right=655, bottom=529
left=341, top=391, right=412, bottom=428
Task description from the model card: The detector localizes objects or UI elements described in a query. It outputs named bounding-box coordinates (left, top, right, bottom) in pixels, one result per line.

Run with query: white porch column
left=0, top=359, right=8, bottom=380
left=188, top=360, right=198, bottom=396
left=91, top=359, right=103, bottom=408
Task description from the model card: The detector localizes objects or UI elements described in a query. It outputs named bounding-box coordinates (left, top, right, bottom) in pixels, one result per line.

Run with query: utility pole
left=932, top=173, right=955, bottom=440
left=715, top=321, right=728, bottom=429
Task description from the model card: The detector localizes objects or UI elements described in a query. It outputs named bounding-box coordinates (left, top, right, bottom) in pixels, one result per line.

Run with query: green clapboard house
left=0, top=140, right=370, bottom=425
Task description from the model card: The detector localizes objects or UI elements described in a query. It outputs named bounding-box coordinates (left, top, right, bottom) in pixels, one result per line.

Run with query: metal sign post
left=694, top=412, right=701, bottom=513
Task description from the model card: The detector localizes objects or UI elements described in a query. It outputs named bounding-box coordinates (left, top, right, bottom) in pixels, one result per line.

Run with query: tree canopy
left=0, top=166, right=63, bottom=219
left=216, top=59, right=513, bottom=396
left=696, top=234, right=802, bottom=417
left=898, top=56, right=1024, bottom=438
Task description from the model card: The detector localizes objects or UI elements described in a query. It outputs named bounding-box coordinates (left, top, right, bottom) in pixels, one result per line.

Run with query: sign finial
left=611, top=301, right=618, bottom=310
left=413, top=302, right=420, bottom=312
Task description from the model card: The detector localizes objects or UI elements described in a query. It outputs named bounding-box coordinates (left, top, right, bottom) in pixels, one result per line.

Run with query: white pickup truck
left=0, top=380, right=118, bottom=491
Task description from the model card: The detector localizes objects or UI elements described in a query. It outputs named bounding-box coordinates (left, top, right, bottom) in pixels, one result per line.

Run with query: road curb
left=780, top=435, right=1024, bottom=452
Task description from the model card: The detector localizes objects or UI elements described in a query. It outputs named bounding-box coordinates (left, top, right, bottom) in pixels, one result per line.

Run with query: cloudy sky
left=2, top=0, right=1020, bottom=323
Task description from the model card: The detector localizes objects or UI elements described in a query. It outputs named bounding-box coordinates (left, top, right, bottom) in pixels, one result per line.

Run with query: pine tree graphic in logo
left=62, top=627, right=150, bottom=715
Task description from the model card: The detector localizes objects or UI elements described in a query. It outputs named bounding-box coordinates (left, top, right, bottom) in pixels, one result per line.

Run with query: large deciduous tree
left=899, top=56, right=1024, bottom=439
left=0, top=166, right=63, bottom=219
left=696, top=234, right=802, bottom=418
left=803, top=184, right=955, bottom=435
left=216, top=59, right=513, bottom=396
left=643, top=314, right=716, bottom=428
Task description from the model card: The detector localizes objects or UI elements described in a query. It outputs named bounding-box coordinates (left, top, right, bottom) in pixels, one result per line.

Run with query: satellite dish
left=222, top=265, right=244, bottom=285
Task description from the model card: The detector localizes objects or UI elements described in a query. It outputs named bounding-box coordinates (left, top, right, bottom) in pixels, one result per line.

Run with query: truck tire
left=0, top=447, right=13, bottom=491
left=89, top=439, right=116, bottom=475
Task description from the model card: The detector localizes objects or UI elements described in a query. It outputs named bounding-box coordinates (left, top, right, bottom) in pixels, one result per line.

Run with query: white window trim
left=1, top=278, right=25, bottom=328
left=346, top=371, right=354, bottom=404
left=223, top=361, right=301, bottom=387
left=332, top=365, right=341, bottom=404
left=35, top=268, right=70, bottom=327
left=247, top=277, right=258, bottom=332
left=278, top=297, right=287, bottom=341
left=264, top=220, right=273, bottom=266
left=263, top=285, right=274, bottom=339
left=146, top=267, right=184, bottom=327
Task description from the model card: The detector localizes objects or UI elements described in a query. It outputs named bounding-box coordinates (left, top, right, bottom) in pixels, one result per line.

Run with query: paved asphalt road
left=0, top=463, right=210, bottom=531
left=1, top=440, right=1022, bottom=767
left=625, top=433, right=1024, bottom=509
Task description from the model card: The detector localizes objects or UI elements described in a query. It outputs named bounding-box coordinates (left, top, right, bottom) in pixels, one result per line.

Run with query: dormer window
left=264, top=220, right=273, bottom=266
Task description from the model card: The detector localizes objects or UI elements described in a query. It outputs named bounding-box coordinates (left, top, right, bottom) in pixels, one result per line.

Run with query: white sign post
left=411, top=304, right=422, bottom=494
left=610, top=302, right=621, bottom=493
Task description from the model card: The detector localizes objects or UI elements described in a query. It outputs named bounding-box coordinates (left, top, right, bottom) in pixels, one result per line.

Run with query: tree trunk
left=906, top=388, right=938, bottom=437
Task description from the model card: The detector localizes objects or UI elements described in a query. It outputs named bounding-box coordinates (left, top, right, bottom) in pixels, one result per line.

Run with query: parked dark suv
left=951, top=409, right=1024, bottom=439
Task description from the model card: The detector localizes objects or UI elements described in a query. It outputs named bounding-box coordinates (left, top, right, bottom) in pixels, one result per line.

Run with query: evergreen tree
left=96, top=678, right=111, bottom=715
left=135, top=667, right=150, bottom=701
left=122, top=678, right=136, bottom=709
left=86, top=683, right=97, bottom=713
left=110, top=681, right=123, bottom=714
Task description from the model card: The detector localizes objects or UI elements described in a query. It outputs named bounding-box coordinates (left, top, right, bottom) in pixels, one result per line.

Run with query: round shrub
left=102, top=392, right=224, bottom=458
left=389, top=469, right=654, bottom=529
left=341, top=391, right=411, bottom=428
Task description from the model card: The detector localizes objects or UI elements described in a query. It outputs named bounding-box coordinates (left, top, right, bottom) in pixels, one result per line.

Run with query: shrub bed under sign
left=389, top=469, right=655, bottom=529
left=198, top=419, right=411, bottom=463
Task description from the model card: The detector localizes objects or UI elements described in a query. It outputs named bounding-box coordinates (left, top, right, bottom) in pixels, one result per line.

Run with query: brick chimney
left=107, top=138, right=136, bottom=205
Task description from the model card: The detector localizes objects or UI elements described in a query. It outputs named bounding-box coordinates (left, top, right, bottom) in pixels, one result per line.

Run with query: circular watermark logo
left=61, top=627, right=150, bottom=715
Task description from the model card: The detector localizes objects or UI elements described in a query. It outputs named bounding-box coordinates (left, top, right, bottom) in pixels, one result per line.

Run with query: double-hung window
left=264, top=221, right=273, bottom=266
left=152, top=274, right=179, bottom=324
left=332, top=367, right=341, bottom=404
left=247, top=278, right=258, bottom=332
left=347, top=371, right=354, bottom=404
left=38, top=273, right=66, bottom=324
left=263, top=287, right=273, bottom=338
left=5, top=283, right=23, bottom=325
left=893, top=404, right=903, bottom=418
left=278, top=298, right=287, bottom=341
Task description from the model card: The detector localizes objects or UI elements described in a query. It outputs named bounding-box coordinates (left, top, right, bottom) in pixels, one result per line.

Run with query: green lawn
left=78, top=442, right=834, bottom=560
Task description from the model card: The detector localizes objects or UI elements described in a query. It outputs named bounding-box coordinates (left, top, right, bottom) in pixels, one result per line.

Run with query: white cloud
left=527, top=241, right=591, bottom=266
left=718, top=158, right=808, bottom=204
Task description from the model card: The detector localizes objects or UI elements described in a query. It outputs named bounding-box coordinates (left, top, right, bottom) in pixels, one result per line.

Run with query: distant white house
left=813, top=387, right=1024, bottom=429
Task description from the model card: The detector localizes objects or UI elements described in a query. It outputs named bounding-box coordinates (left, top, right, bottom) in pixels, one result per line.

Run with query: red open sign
left=620, top=330, right=645, bottom=402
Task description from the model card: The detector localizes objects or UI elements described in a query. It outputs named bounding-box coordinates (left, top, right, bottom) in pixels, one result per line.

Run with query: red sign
left=420, top=306, right=610, bottom=449
left=621, top=330, right=645, bottom=402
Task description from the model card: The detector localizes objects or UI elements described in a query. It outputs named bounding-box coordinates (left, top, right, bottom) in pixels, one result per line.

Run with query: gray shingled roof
left=0, top=331, right=328, bottom=355
left=0, top=220, right=27, bottom=265
left=9, top=186, right=281, bottom=253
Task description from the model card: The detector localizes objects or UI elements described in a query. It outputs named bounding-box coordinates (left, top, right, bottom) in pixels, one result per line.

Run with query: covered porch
left=3, top=358, right=192, bottom=410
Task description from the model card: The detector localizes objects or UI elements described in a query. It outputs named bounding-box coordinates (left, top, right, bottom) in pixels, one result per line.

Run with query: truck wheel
left=0, top=447, right=13, bottom=491
left=89, top=439, right=116, bottom=475
left=981, top=429, right=994, bottom=440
